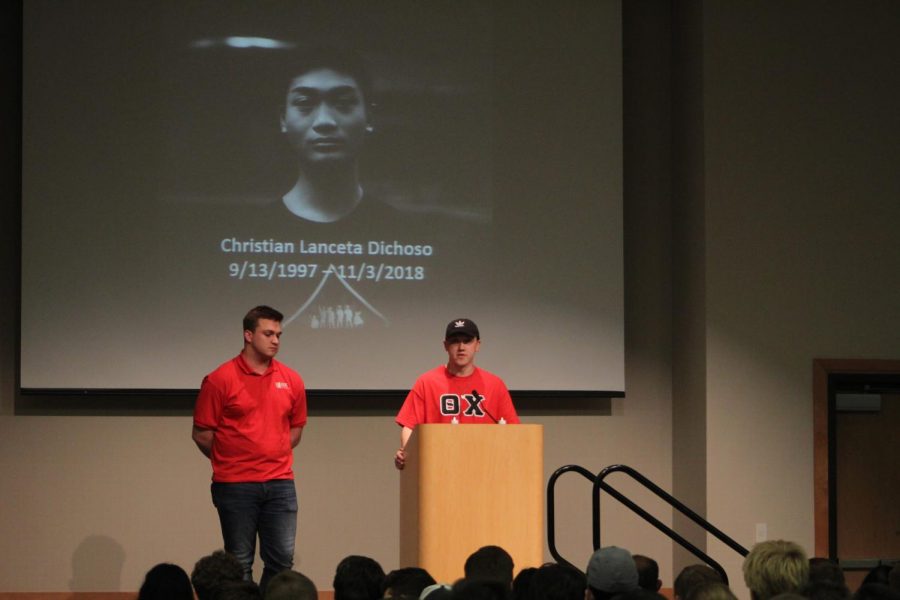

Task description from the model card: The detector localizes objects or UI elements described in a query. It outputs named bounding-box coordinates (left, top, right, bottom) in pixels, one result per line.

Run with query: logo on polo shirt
left=275, top=381, right=290, bottom=390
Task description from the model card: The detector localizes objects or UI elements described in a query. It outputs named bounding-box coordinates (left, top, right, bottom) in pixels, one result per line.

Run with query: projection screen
left=21, top=0, right=624, bottom=394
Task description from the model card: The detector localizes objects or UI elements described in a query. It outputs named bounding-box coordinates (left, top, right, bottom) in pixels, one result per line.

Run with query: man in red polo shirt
left=393, top=318, right=519, bottom=470
left=192, top=305, right=307, bottom=594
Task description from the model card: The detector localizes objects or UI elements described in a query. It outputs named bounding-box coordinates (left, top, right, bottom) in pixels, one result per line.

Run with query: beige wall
left=3, top=1, right=900, bottom=598
left=701, top=1, right=900, bottom=590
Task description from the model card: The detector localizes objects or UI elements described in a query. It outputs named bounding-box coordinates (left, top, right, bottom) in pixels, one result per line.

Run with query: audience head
left=768, top=594, right=805, bottom=600
left=419, top=583, right=453, bottom=600
left=586, top=547, right=641, bottom=600
left=674, top=565, right=724, bottom=600
left=452, top=578, right=510, bottom=600
left=527, top=563, right=586, bottom=600
left=334, top=555, right=386, bottom=600
left=383, top=567, right=436, bottom=600
left=192, top=550, right=246, bottom=600
left=803, top=580, right=851, bottom=600
left=863, top=567, right=895, bottom=588
left=804, top=558, right=848, bottom=600
left=616, top=591, right=670, bottom=600
left=265, top=569, right=318, bottom=600
left=633, top=555, right=662, bottom=592
left=214, top=580, right=262, bottom=600
left=857, top=564, right=900, bottom=600
left=742, top=540, right=809, bottom=600
left=808, top=559, right=846, bottom=587
left=511, top=567, right=538, bottom=600
left=685, top=582, right=737, bottom=600
left=138, top=563, right=194, bottom=600
left=464, top=546, right=515, bottom=589
left=853, top=584, right=900, bottom=600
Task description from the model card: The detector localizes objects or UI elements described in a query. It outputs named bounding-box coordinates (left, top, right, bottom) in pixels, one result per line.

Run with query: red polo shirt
left=194, top=354, right=307, bottom=482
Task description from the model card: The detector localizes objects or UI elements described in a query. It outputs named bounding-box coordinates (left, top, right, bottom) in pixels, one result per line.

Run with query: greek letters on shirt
left=439, top=391, right=486, bottom=417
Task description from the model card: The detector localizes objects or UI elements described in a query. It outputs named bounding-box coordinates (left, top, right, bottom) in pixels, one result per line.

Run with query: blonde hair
left=687, top=582, right=738, bottom=600
left=742, top=540, right=809, bottom=600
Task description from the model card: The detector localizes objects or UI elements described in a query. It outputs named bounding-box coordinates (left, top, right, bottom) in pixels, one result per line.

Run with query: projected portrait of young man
left=279, top=48, right=374, bottom=223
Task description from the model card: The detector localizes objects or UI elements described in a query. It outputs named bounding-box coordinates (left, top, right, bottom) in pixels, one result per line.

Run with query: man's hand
left=395, top=425, right=413, bottom=470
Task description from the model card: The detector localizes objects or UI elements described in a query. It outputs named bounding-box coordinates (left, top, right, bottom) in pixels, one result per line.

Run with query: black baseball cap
left=445, top=318, right=480, bottom=340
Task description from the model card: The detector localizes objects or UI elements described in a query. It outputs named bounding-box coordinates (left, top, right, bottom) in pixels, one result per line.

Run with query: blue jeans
left=211, top=480, right=298, bottom=594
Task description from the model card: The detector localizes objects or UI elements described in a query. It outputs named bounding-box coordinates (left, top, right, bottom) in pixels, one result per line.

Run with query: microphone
left=473, top=389, right=499, bottom=423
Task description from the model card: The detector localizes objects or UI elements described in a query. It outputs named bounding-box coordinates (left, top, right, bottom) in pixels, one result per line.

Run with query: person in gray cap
left=393, top=318, right=520, bottom=469
left=586, top=546, right=641, bottom=600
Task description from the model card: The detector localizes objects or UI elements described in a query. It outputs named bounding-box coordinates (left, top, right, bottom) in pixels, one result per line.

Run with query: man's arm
left=394, top=426, right=413, bottom=470
left=290, top=426, right=303, bottom=448
left=192, top=425, right=215, bottom=458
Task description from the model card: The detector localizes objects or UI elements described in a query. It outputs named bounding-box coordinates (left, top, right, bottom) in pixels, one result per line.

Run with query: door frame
left=813, top=358, right=900, bottom=557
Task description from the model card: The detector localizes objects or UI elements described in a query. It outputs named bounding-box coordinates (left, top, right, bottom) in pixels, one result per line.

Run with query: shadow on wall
left=70, top=535, right=126, bottom=592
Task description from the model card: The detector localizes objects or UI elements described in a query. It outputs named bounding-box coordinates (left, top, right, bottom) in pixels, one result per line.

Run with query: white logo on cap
left=454, top=320, right=466, bottom=327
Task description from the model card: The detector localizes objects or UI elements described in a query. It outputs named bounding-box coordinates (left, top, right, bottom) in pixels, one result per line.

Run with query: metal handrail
left=547, top=464, right=597, bottom=568
left=547, top=463, right=749, bottom=585
left=593, top=464, right=749, bottom=584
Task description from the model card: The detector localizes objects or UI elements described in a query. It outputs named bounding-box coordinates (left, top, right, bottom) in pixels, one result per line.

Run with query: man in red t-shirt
left=394, top=318, right=519, bottom=469
left=192, top=305, right=307, bottom=594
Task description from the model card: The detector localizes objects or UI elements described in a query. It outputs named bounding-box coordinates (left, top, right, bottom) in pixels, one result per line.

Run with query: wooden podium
left=399, top=424, right=544, bottom=584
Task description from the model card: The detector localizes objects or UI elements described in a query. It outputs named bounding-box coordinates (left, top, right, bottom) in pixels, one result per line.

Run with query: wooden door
left=835, top=392, right=900, bottom=590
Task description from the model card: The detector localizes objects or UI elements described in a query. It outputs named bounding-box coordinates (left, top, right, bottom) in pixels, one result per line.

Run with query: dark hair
left=863, top=567, right=895, bottom=588
left=243, top=305, right=284, bottom=332
left=853, top=584, right=900, bottom=600
left=453, top=578, right=510, bottom=600
left=588, top=587, right=616, bottom=600
left=334, top=555, right=386, bottom=600
left=802, top=580, right=851, bottom=600
left=512, top=567, right=538, bottom=600
left=617, top=591, right=670, bottom=600
left=528, top=563, right=586, bottom=600
left=674, top=565, right=724, bottom=600
left=139, top=563, right=194, bottom=600
left=191, top=550, right=245, bottom=600
left=266, top=570, right=317, bottom=600
left=213, top=580, right=262, bottom=600
left=465, top=546, right=515, bottom=588
left=808, top=559, right=846, bottom=587
left=281, top=47, right=373, bottom=107
left=633, top=555, right=660, bottom=592
left=382, top=567, right=436, bottom=600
